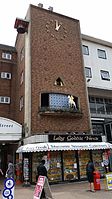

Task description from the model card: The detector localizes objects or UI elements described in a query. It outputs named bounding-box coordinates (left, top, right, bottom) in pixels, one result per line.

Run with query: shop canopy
left=16, top=142, right=112, bottom=153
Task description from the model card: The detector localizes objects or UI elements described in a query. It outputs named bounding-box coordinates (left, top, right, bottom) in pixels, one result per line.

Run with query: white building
left=82, top=34, right=112, bottom=142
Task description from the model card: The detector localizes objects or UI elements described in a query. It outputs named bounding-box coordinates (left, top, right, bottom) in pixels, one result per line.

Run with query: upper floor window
left=20, top=47, right=24, bottom=61
left=0, top=96, right=10, bottom=104
left=41, top=93, right=78, bottom=111
left=97, top=49, right=106, bottom=59
left=82, top=45, right=89, bottom=55
left=2, top=52, right=12, bottom=60
left=1, top=72, right=11, bottom=79
left=100, top=70, right=110, bottom=81
left=20, top=71, right=24, bottom=85
left=19, top=96, right=24, bottom=111
left=85, top=67, right=92, bottom=78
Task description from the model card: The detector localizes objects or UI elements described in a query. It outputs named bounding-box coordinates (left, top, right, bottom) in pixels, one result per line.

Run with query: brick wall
left=30, top=5, right=91, bottom=134
left=0, top=46, right=17, bottom=120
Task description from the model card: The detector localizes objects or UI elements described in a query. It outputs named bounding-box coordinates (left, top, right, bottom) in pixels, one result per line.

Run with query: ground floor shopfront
left=16, top=134, right=112, bottom=184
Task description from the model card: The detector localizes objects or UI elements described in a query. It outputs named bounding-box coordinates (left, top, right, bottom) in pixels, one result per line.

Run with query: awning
left=16, top=142, right=112, bottom=153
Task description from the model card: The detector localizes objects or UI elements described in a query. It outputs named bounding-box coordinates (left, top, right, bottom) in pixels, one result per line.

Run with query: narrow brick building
left=15, top=4, right=90, bottom=136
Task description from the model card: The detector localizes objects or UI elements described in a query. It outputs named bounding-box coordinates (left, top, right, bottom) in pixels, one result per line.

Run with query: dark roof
left=0, top=44, right=16, bottom=52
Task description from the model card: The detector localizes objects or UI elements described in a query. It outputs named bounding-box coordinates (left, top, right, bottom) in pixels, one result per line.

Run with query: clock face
left=45, top=19, right=67, bottom=40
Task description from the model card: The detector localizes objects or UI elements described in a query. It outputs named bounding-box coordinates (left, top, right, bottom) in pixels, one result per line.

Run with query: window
left=89, top=96, right=112, bottom=115
left=0, top=96, right=10, bottom=104
left=97, top=49, right=106, bottom=59
left=20, top=71, right=24, bottom=85
left=20, top=47, right=24, bottom=61
left=41, top=93, right=78, bottom=110
left=20, top=97, right=24, bottom=111
left=2, top=52, right=12, bottom=60
left=82, top=45, right=89, bottom=55
left=92, top=124, right=104, bottom=135
left=85, top=67, right=92, bottom=78
left=1, top=72, right=11, bottom=79
left=100, top=70, right=110, bottom=81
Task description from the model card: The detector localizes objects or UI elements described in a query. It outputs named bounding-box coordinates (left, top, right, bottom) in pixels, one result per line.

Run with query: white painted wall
left=82, top=39, right=112, bottom=90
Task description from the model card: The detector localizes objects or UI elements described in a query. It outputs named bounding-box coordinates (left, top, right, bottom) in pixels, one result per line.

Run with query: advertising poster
left=34, top=176, right=53, bottom=199
left=34, top=176, right=45, bottom=199
left=23, top=158, right=29, bottom=181
left=105, top=173, right=112, bottom=190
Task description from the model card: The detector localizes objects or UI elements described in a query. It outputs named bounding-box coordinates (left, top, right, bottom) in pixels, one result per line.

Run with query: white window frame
left=82, top=45, right=89, bottom=55
left=2, top=52, right=12, bottom=60
left=85, top=67, right=92, bottom=78
left=0, top=96, right=10, bottom=104
left=100, top=70, right=110, bottom=81
left=1, top=72, right=11, bottom=79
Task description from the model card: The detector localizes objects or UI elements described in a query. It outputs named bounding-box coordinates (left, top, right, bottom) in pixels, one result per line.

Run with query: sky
left=1, top=0, right=112, bottom=46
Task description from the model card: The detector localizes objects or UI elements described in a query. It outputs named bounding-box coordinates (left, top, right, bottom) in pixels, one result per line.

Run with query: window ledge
left=38, top=107, right=83, bottom=117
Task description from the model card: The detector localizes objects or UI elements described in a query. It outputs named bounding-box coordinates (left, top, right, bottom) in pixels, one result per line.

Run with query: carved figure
left=68, top=95, right=77, bottom=109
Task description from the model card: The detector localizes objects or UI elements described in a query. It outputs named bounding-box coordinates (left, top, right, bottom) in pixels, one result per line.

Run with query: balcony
left=38, top=106, right=83, bottom=117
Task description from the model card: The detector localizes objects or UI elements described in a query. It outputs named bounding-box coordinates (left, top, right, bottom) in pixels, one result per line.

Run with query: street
left=1, top=179, right=112, bottom=199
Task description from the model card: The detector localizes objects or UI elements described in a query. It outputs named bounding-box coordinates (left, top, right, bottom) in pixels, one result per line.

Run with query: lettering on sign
left=0, top=123, right=13, bottom=128
left=49, top=134, right=102, bottom=142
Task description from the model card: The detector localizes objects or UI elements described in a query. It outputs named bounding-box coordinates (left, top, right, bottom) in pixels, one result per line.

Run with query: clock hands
left=55, top=20, right=61, bottom=31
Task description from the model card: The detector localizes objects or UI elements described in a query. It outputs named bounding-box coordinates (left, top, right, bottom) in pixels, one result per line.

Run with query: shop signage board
left=2, top=178, right=15, bottom=199
left=105, top=173, right=112, bottom=190
left=48, top=134, right=102, bottom=142
left=34, top=176, right=53, bottom=199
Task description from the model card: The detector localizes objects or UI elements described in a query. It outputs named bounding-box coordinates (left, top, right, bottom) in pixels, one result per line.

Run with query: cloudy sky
left=1, top=0, right=112, bottom=46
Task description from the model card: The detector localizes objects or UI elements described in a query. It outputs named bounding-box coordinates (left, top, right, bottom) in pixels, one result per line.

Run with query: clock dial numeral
left=55, top=20, right=61, bottom=31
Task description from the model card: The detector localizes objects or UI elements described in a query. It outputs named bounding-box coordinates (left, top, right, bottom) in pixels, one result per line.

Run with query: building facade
left=82, top=34, right=112, bottom=143
left=0, top=44, right=22, bottom=173
left=0, top=4, right=112, bottom=184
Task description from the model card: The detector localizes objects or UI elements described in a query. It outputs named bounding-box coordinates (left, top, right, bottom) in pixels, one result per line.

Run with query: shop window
left=48, top=151, right=62, bottom=182
left=63, top=151, right=78, bottom=181
left=79, top=150, right=90, bottom=179
left=92, top=150, right=105, bottom=177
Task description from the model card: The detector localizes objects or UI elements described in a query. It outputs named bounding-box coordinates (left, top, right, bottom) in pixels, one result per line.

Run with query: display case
left=92, top=150, right=105, bottom=177
left=79, top=150, right=90, bottom=178
left=63, top=151, right=78, bottom=181
left=48, top=151, right=62, bottom=182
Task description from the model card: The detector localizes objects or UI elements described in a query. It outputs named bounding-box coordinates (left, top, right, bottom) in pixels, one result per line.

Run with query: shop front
left=16, top=134, right=112, bottom=184
left=0, top=117, right=22, bottom=174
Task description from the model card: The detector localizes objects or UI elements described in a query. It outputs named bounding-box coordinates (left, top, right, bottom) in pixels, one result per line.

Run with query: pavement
left=0, top=179, right=112, bottom=199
